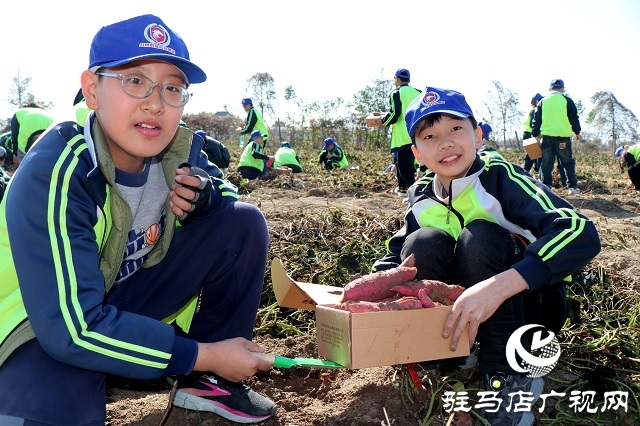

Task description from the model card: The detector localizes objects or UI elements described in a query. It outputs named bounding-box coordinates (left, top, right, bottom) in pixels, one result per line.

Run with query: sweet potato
left=334, top=297, right=423, bottom=312
left=399, top=253, right=415, bottom=268
left=391, top=279, right=465, bottom=306
left=417, top=288, right=437, bottom=308
left=341, top=266, right=418, bottom=302
left=427, top=282, right=465, bottom=305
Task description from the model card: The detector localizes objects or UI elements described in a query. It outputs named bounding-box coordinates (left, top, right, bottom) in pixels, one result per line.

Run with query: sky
left=2, top=0, right=640, bottom=133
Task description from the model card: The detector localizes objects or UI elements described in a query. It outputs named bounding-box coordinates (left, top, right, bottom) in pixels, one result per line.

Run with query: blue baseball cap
left=280, top=141, right=291, bottom=148
left=531, top=93, right=543, bottom=104
left=405, top=87, right=474, bottom=140
left=194, top=130, right=206, bottom=139
left=479, top=122, right=492, bottom=140
left=394, top=68, right=410, bottom=80
left=89, top=14, right=206, bottom=85
left=242, top=98, right=253, bottom=106
left=550, top=79, right=564, bottom=89
left=323, top=137, right=335, bottom=150
left=250, top=130, right=263, bottom=140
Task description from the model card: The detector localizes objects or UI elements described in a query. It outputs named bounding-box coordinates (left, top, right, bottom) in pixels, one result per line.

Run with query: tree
left=246, top=72, right=276, bottom=119
left=483, top=80, right=521, bottom=148
left=6, top=70, right=54, bottom=111
left=586, top=91, right=639, bottom=153
left=350, top=71, right=394, bottom=149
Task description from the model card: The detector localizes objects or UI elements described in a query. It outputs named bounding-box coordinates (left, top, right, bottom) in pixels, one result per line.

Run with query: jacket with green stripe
left=382, top=84, right=421, bottom=152
left=240, top=107, right=269, bottom=141
left=531, top=91, right=581, bottom=138
left=0, top=113, right=239, bottom=378
left=373, top=155, right=600, bottom=291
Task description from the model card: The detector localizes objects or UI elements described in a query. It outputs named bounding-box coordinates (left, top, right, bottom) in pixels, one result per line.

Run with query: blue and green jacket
left=240, top=107, right=269, bottom=142
left=0, top=113, right=238, bottom=378
left=373, top=155, right=600, bottom=291
left=381, top=84, right=421, bottom=152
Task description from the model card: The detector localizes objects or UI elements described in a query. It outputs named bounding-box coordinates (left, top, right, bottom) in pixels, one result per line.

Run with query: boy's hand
left=194, top=338, right=273, bottom=382
left=170, top=164, right=212, bottom=224
left=442, top=269, right=529, bottom=351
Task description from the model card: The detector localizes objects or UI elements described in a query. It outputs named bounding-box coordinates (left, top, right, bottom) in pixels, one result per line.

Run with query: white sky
left=2, top=0, right=639, bottom=132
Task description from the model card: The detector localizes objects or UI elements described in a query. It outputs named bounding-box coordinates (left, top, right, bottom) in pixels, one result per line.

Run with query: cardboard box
left=365, top=112, right=383, bottom=128
left=271, top=258, right=469, bottom=369
left=523, top=137, right=542, bottom=159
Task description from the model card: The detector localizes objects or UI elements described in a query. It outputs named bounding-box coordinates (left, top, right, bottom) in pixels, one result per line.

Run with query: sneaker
left=394, top=187, right=408, bottom=196
left=480, top=373, right=544, bottom=426
left=567, top=187, right=580, bottom=195
left=173, top=374, right=276, bottom=424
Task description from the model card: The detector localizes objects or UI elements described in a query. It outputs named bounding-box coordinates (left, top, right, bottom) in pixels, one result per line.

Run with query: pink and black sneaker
left=173, top=374, right=276, bottom=424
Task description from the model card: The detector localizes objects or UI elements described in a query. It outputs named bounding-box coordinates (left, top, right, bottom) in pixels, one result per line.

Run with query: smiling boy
left=372, top=87, right=601, bottom=426
left=0, top=14, right=276, bottom=425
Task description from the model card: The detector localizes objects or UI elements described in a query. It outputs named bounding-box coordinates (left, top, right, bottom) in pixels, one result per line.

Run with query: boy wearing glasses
left=0, top=14, right=276, bottom=425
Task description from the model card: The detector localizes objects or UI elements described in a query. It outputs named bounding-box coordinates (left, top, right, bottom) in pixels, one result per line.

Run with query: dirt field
left=105, top=174, right=640, bottom=426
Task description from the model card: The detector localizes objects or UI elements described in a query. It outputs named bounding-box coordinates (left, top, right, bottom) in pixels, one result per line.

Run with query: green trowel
left=258, top=353, right=343, bottom=369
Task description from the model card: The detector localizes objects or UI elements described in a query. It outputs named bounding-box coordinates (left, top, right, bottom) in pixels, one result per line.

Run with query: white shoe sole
left=173, top=390, right=273, bottom=424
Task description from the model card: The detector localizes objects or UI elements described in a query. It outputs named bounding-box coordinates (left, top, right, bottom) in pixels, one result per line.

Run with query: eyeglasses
left=96, top=72, right=190, bottom=107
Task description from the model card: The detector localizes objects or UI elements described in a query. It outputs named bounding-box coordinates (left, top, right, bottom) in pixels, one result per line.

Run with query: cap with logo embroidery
left=405, top=87, right=474, bottom=140
left=89, top=14, right=206, bottom=85
left=250, top=130, right=263, bottom=140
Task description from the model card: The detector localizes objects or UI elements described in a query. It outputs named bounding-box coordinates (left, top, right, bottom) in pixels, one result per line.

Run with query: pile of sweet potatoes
left=333, top=254, right=465, bottom=313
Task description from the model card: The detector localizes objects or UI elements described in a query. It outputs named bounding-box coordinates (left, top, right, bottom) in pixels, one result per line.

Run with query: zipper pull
left=446, top=208, right=451, bottom=225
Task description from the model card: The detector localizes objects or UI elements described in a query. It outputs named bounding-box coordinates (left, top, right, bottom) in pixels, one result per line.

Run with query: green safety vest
left=238, top=142, right=265, bottom=171
left=274, top=147, right=301, bottom=168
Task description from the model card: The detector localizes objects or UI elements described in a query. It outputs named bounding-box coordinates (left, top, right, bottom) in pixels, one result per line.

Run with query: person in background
left=381, top=68, right=421, bottom=196
left=195, top=130, right=231, bottom=173
left=372, top=86, right=600, bottom=426
left=623, top=143, right=640, bottom=189
left=318, top=137, right=348, bottom=171
left=73, top=88, right=93, bottom=126
left=273, top=141, right=303, bottom=173
left=238, top=130, right=272, bottom=180
left=239, top=98, right=269, bottom=147
left=0, top=14, right=277, bottom=425
left=615, top=144, right=629, bottom=173
left=9, top=102, right=55, bottom=165
left=0, top=132, right=13, bottom=166
left=531, top=79, right=583, bottom=194
left=523, top=93, right=543, bottom=173
left=478, top=122, right=492, bottom=143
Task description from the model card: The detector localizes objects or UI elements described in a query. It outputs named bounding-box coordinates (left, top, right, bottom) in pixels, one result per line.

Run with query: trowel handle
left=255, top=352, right=294, bottom=369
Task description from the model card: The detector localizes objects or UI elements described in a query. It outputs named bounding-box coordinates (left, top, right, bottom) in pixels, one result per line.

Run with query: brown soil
left=106, top=180, right=640, bottom=426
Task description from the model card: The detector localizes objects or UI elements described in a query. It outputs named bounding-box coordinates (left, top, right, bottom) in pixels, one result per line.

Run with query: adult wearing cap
left=0, top=14, right=277, bottom=424
left=318, top=137, right=348, bottom=171
left=522, top=93, right=543, bottom=173
left=239, top=98, right=269, bottom=146
left=531, top=79, right=583, bottom=194
left=9, top=102, right=54, bottom=165
left=273, top=141, right=303, bottom=173
left=381, top=68, right=421, bottom=196
left=238, top=130, right=272, bottom=179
